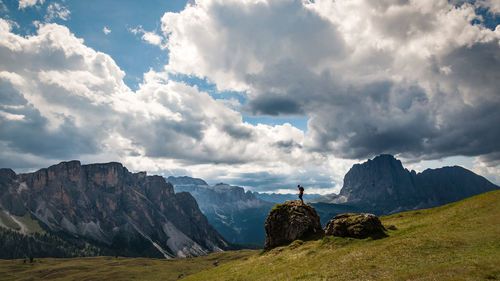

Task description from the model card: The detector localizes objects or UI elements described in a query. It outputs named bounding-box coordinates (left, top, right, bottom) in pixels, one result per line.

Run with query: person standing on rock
left=297, top=184, right=304, bottom=204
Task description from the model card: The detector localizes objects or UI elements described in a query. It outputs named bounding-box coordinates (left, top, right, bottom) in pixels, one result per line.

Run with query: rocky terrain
left=324, top=213, right=385, bottom=238
left=312, top=154, right=499, bottom=215
left=0, top=161, right=229, bottom=258
left=264, top=200, right=323, bottom=249
left=168, top=177, right=273, bottom=246
left=264, top=201, right=385, bottom=250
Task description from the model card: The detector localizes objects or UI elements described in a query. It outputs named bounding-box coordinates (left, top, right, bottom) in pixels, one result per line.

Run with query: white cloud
left=45, top=2, right=70, bottom=22
left=18, top=0, right=43, bottom=9
left=472, top=157, right=500, bottom=185
left=0, top=18, right=348, bottom=192
left=159, top=0, right=500, bottom=166
left=476, top=0, right=500, bottom=15
left=0, top=0, right=8, bottom=12
left=2, top=0, right=499, bottom=192
left=103, top=26, right=111, bottom=35
left=129, top=25, right=167, bottom=49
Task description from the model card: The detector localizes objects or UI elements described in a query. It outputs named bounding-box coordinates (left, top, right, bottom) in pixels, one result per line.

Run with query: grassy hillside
left=0, top=250, right=256, bottom=281
left=0, top=190, right=498, bottom=280
left=184, top=190, right=500, bottom=281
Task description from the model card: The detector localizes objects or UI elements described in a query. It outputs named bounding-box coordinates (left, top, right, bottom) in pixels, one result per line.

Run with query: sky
left=0, top=0, right=499, bottom=194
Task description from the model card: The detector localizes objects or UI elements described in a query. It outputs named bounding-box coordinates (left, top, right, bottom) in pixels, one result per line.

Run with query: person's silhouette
left=297, top=184, right=304, bottom=204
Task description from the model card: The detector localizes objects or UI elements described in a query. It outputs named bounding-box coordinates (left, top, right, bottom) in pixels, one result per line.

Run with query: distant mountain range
left=171, top=154, right=499, bottom=239
left=311, top=154, right=499, bottom=223
left=168, top=177, right=273, bottom=247
left=0, top=161, right=229, bottom=259
left=1, top=155, right=497, bottom=257
left=252, top=192, right=322, bottom=204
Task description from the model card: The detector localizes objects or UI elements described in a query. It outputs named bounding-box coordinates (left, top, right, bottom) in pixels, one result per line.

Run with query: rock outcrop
left=324, top=213, right=385, bottom=238
left=0, top=161, right=229, bottom=258
left=264, top=200, right=323, bottom=250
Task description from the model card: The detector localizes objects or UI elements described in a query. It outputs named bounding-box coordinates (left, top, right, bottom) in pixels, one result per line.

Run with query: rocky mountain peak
left=318, top=154, right=499, bottom=214
left=339, top=154, right=413, bottom=204
left=167, top=176, right=208, bottom=186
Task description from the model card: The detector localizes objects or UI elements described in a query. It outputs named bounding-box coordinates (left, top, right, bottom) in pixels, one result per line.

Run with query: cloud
left=160, top=0, right=500, bottom=165
left=0, top=20, right=125, bottom=163
left=0, top=0, right=8, bottom=12
left=476, top=0, right=500, bottom=14
left=103, top=26, right=111, bottom=35
left=0, top=18, right=345, bottom=192
left=2, top=1, right=499, bottom=192
left=129, top=26, right=167, bottom=49
left=45, top=2, right=70, bottom=22
left=162, top=0, right=345, bottom=92
left=18, top=0, right=43, bottom=9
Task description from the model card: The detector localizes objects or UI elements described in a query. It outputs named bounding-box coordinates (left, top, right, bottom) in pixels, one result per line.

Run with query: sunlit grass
left=0, top=250, right=256, bottom=281
left=14, top=212, right=45, bottom=234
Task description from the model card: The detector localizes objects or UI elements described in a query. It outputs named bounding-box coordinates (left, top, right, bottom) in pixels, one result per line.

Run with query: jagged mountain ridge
left=168, top=177, right=273, bottom=246
left=313, top=154, right=499, bottom=214
left=0, top=161, right=229, bottom=258
left=252, top=192, right=322, bottom=204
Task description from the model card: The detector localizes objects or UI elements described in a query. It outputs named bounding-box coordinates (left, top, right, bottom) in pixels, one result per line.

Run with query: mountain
left=312, top=154, right=499, bottom=215
left=168, top=177, right=273, bottom=246
left=252, top=192, right=322, bottom=204
left=0, top=161, right=229, bottom=259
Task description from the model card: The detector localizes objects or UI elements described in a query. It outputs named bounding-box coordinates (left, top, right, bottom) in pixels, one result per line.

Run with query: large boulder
left=324, top=213, right=385, bottom=238
left=264, top=200, right=323, bottom=249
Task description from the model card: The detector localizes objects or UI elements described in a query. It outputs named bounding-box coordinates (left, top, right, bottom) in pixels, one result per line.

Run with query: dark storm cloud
left=243, top=39, right=500, bottom=164
left=161, top=0, right=500, bottom=165
left=222, top=123, right=254, bottom=139
left=247, top=95, right=303, bottom=115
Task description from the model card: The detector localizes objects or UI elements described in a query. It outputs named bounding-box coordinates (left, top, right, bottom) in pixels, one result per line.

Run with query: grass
left=0, top=211, right=45, bottom=234
left=0, top=190, right=498, bottom=281
left=0, top=250, right=256, bottom=281
left=183, top=190, right=500, bottom=281
left=14, top=212, right=45, bottom=234
left=271, top=203, right=287, bottom=212
left=0, top=211, right=21, bottom=231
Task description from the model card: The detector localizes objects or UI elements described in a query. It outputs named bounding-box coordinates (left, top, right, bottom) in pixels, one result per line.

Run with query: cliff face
left=314, top=155, right=499, bottom=214
left=169, top=178, right=273, bottom=245
left=0, top=161, right=229, bottom=258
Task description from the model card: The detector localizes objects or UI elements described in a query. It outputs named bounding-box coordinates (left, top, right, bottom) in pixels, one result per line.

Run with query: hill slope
left=184, top=190, right=500, bottom=281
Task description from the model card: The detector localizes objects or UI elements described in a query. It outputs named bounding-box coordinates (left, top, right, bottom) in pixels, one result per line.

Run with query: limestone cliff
left=0, top=161, right=229, bottom=258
